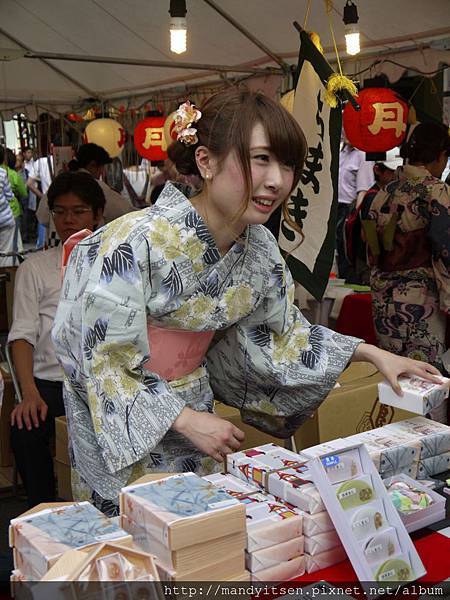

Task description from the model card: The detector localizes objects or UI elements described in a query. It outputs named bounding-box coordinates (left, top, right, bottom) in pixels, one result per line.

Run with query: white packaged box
left=378, top=376, right=449, bottom=416
left=308, top=444, right=426, bottom=584
left=384, top=417, right=450, bottom=459
left=251, top=555, right=305, bottom=582
left=245, top=536, right=304, bottom=573
left=304, top=531, right=341, bottom=555
left=302, top=511, right=335, bottom=536
left=305, top=546, right=347, bottom=573
left=417, top=452, right=450, bottom=479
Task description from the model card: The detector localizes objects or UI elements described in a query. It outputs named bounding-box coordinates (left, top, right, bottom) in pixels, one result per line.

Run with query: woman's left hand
left=352, top=343, right=443, bottom=395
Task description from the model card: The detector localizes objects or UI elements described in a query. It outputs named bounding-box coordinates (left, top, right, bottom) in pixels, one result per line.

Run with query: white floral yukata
left=52, top=183, right=361, bottom=514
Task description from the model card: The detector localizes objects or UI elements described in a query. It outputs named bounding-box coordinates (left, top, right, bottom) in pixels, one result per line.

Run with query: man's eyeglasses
left=51, top=207, right=93, bottom=218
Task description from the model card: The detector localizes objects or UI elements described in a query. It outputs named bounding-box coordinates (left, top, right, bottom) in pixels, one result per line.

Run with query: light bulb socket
left=343, top=0, right=359, bottom=25
left=170, top=16, right=187, bottom=30
left=169, top=0, right=187, bottom=18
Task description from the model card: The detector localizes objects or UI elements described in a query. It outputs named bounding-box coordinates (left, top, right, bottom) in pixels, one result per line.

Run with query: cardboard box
left=55, top=460, right=72, bottom=501
left=55, top=416, right=70, bottom=466
left=0, top=364, right=15, bottom=467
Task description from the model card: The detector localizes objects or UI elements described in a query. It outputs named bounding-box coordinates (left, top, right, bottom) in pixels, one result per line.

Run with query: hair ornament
left=174, top=100, right=202, bottom=146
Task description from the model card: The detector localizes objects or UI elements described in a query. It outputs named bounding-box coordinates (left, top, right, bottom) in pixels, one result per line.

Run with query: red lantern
left=134, top=116, right=168, bottom=161
left=343, top=88, right=408, bottom=153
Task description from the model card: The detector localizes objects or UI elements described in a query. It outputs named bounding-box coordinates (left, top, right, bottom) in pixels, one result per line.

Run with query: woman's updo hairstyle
left=168, top=87, right=307, bottom=195
left=403, top=122, right=450, bottom=165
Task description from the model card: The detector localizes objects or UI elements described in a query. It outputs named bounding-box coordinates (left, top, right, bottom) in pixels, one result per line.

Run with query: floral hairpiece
left=173, top=100, right=202, bottom=146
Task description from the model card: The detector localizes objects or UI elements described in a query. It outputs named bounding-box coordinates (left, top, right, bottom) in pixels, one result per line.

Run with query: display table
left=291, top=527, right=450, bottom=585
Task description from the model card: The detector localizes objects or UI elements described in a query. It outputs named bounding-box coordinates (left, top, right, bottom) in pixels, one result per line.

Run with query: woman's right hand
left=173, top=407, right=245, bottom=463
left=10, top=389, right=48, bottom=430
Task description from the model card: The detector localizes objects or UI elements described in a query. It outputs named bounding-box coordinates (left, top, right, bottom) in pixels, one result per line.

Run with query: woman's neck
left=189, top=191, right=245, bottom=256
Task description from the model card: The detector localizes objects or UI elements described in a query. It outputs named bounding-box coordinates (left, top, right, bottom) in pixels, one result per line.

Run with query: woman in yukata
left=52, top=89, right=442, bottom=515
left=364, top=123, right=449, bottom=373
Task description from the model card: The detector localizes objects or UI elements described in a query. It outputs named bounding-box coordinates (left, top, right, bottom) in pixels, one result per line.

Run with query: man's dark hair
left=75, top=143, right=112, bottom=168
left=6, top=149, right=16, bottom=169
left=0, top=147, right=5, bottom=164
left=23, top=146, right=32, bottom=152
left=47, top=171, right=106, bottom=213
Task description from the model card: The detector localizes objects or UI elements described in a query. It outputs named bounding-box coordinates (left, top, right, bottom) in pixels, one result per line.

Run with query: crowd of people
left=0, top=89, right=448, bottom=515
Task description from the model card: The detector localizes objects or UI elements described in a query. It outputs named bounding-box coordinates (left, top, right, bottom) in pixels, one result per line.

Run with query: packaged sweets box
left=120, top=472, right=246, bottom=550
left=40, top=542, right=160, bottom=582
left=121, top=513, right=246, bottom=576
left=308, top=444, right=426, bottom=584
left=383, top=417, right=450, bottom=459
left=378, top=376, right=449, bottom=415
left=245, top=536, right=304, bottom=573
left=226, top=443, right=324, bottom=513
left=203, top=472, right=304, bottom=552
left=9, top=502, right=132, bottom=579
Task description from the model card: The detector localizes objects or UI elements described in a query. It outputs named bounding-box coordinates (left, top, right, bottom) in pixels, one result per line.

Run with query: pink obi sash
left=144, top=325, right=215, bottom=381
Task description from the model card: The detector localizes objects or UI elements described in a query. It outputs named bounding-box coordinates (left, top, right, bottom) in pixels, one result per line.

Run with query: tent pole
left=0, top=28, right=96, bottom=98
left=14, top=50, right=283, bottom=75
left=201, top=0, right=290, bottom=72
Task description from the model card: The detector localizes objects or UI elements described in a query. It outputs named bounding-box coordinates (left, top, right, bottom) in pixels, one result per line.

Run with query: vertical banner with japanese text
left=278, top=32, right=341, bottom=301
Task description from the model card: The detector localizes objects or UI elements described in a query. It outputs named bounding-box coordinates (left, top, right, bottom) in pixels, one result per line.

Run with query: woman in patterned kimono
left=364, top=123, right=450, bottom=372
left=52, top=90, right=441, bottom=515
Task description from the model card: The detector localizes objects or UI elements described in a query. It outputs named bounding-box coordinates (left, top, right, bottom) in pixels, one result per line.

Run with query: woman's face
left=206, top=122, right=295, bottom=230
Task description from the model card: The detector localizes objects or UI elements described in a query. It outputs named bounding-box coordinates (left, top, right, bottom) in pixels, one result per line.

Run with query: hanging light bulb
left=169, top=0, right=187, bottom=54
left=343, top=0, right=360, bottom=56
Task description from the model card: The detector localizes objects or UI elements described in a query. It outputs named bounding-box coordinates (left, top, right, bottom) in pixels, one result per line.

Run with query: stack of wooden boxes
left=120, top=472, right=248, bottom=581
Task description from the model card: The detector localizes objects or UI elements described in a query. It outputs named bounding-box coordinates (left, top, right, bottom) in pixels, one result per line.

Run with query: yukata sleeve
left=207, top=262, right=362, bottom=438
left=80, top=240, right=186, bottom=474
left=429, top=183, right=450, bottom=314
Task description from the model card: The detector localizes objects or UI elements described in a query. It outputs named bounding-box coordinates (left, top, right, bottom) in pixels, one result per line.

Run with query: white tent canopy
left=0, top=0, right=448, bottom=112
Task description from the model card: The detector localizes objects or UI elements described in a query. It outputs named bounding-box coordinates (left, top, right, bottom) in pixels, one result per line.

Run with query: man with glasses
left=9, top=171, right=105, bottom=507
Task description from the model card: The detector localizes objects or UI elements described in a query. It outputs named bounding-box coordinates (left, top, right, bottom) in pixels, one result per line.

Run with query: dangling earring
left=205, top=171, right=213, bottom=181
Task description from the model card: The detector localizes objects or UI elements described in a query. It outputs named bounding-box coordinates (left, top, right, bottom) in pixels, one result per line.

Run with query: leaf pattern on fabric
left=271, top=263, right=286, bottom=298
left=247, top=324, right=271, bottom=347
left=142, top=374, right=166, bottom=395
left=148, top=452, right=163, bottom=467
left=83, top=328, right=97, bottom=360
left=185, top=210, right=201, bottom=229
left=102, top=397, right=116, bottom=416
left=100, top=256, right=114, bottom=284
left=161, top=264, right=183, bottom=300
left=181, top=457, right=199, bottom=472
left=87, top=242, right=100, bottom=265
left=200, top=270, right=219, bottom=298
left=93, top=318, right=108, bottom=342
left=111, top=243, right=136, bottom=283
left=301, top=325, right=324, bottom=369
left=203, top=247, right=221, bottom=265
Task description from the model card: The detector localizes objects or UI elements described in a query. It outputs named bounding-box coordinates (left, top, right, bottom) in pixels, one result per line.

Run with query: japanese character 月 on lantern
left=83, top=119, right=126, bottom=158
left=134, top=116, right=170, bottom=161
left=343, top=88, right=409, bottom=153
